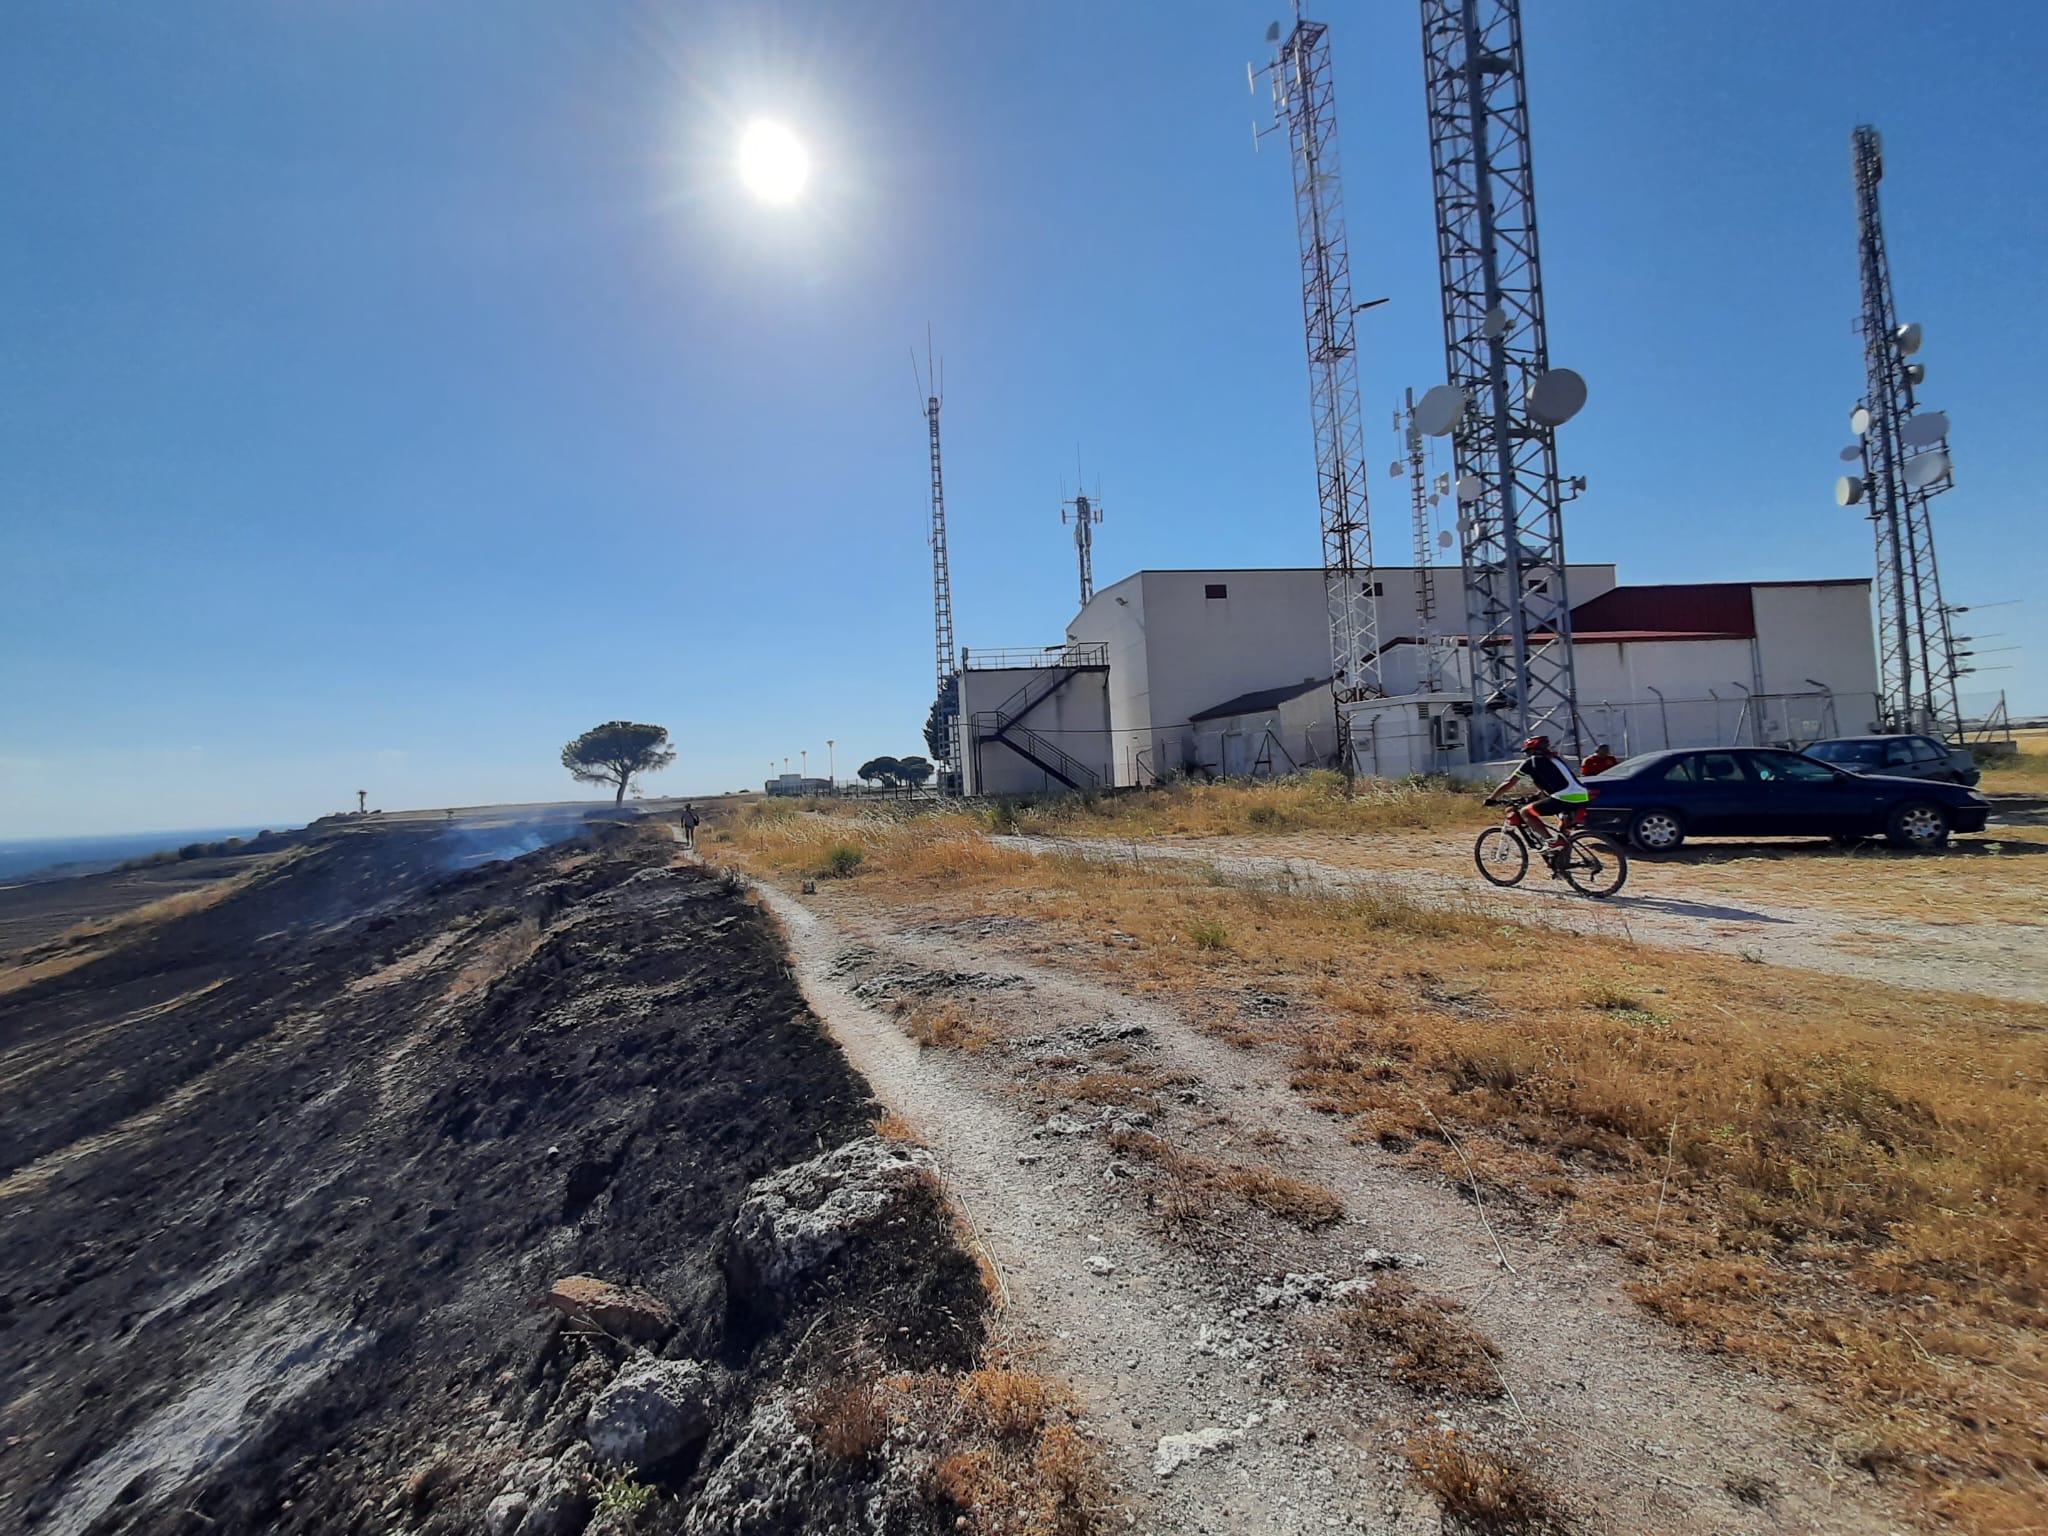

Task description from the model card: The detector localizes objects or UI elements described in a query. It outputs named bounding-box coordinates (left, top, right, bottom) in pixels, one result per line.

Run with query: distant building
left=954, top=565, right=1881, bottom=791
left=764, top=773, right=833, bottom=797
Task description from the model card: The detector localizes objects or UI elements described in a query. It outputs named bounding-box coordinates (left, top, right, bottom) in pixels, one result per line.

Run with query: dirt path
left=1003, top=833, right=2048, bottom=1004
left=738, top=859, right=1908, bottom=1535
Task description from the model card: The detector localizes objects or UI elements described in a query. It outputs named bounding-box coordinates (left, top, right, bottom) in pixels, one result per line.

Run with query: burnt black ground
left=0, top=822, right=983, bottom=1535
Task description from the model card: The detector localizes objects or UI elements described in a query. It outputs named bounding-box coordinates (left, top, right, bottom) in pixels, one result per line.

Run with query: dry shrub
left=1219, top=1167, right=1345, bottom=1231
left=903, top=998, right=997, bottom=1052
left=1065, top=1069, right=1157, bottom=1108
left=873, top=1109, right=922, bottom=1143
left=1340, top=1276, right=1501, bottom=1397
left=1401, top=1429, right=1567, bottom=1533
left=923, top=1369, right=1106, bottom=1536
left=795, top=1378, right=888, bottom=1464
left=1107, top=1129, right=1344, bottom=1233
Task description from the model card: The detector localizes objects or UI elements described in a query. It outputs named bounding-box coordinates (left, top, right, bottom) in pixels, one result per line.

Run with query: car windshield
left=1807, top=741, right=1884, bottom=766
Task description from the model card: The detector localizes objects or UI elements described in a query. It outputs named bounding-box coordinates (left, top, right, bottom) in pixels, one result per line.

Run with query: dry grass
left=717, top=801, right=2048, bottom=1532
left=1015, top=770, right=1487, bottom=841
left=1980, top=727, right=2048, bottom=795
left=443, top=914, right=544, bottom=1000
left=873, top=1109, right=922, bottom=1143
left=1401, top=1428, right=1569, bottom=1534
left=1106, top=1127, right=1346, bottom=1232
left=794, top=1376, right=889, bottom=1464
left=1339, top=1275, right=1502, bottom=1398
left=900, top=997, right=999, bottom=1053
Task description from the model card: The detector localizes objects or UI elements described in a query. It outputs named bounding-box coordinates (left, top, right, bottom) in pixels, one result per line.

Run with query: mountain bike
left=1473, top=796, right=1629, bottom=899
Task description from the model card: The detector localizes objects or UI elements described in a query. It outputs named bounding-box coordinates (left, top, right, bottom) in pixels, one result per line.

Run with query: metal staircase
left=966, top=643, right=1108, bottom=792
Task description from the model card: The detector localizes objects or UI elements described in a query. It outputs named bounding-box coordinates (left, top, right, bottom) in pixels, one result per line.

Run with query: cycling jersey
left=1518, top=754, right=1591, bottom=805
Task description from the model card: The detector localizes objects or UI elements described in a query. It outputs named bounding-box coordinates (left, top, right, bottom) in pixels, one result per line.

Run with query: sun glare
left=737, top=119, right=809, bottom=205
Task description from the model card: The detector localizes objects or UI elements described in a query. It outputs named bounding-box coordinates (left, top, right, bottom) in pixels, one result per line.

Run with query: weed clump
left=1186, top=918, right=1231, bottom=951
left=821, top=841, right=865, bottom=878
left=1340, top=1276, right=1502, bottom=1397
left=1401, top=1429, right=1566, bottom=1533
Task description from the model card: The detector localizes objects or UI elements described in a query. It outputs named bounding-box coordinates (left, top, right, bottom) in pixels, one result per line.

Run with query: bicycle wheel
left=1558, top=831, right=1629, bottom=899
left=1473, top=825, right=1529, bottom=887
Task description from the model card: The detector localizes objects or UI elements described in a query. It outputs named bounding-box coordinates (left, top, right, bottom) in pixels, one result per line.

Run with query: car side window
left=1697, top=752, right=1749, bottom=785
left=1884, top=740, right=1916, bottom=766
left=1752, top=751, right=1836, bottom=783
left=1912, top=738, right=1947, bottom=764
left=1659, top=756, right=1698, bottom=782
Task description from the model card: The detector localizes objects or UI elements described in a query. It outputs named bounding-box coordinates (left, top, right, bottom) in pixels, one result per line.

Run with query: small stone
left=546, top=1277, right=674, bottom=1344
left=586, top=1353, right=716, bottom=1471
left=1085, top=1255, right=1116, bottom=1275
left=483, top=1493, right=528, bottom=1536
left=1154, top=1427, right=1238, bottom=1478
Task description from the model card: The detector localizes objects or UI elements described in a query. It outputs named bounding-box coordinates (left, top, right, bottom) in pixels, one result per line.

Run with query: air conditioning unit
left=1433, top=714, right=1468, bottom=751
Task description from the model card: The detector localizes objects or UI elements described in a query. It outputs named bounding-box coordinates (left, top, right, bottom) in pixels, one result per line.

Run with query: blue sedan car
left=1578, top=746, right=1992, bottom=852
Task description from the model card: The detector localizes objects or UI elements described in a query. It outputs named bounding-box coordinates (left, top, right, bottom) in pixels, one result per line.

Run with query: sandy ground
left=737, top=846, right=1913, bottom=1536
left=1004, top=829, right=2048, bottom=1004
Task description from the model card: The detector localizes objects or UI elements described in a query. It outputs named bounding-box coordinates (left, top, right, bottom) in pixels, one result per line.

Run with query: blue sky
left=3, top=1, right=2041, bottom=838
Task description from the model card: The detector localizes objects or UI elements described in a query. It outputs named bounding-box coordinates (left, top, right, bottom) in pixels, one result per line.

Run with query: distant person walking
left=1580, top=744, right=1620, bottom=777
left=679, top=803, right=701, bottom=849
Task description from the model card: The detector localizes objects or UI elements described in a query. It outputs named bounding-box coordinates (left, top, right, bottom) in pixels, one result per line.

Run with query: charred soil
left=0, top=822, right=1005, bottom=1536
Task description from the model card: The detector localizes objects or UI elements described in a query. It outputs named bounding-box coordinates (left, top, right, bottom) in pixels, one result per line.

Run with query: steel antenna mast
left=1419, top=0, right=1587, bottom=761
left=1839, top=126, right=1962, bottom=738
left=1258, top=8, right=1384, bottom=771
left=1061, top=482, right=1105, bottom=608
left=1403, top=390, right=1444, bottom=691
left=918, top=338, right=960, bottom=785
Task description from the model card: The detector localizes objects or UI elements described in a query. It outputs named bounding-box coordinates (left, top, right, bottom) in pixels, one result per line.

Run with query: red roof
left=1568, top=583, right=1755, bottom=640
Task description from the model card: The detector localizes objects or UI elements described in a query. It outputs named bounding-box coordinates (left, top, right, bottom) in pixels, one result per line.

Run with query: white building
left=955, top=565, right=1881, bottom=792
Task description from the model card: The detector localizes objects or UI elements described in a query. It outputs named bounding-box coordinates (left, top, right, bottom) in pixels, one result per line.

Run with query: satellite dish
left=1525, top=367, right=1588, bottom=427
left=1427, top=493, right=1441, bottom=507
left=1835, top=474, right=1864, bottom=507
left=1456, top=474, right=1485, bottom=503
left=1480, top=305, right=1509, bottom=339
left=1265, top=21, right=1281, bottom=42
left=1849, top=406, right=1872, bottom=436
left=1415, top=384, right=1465, bottom=437
left=1894, top=322, right=1922, bottom=355
left=1900, top=410, right=1949, bottom=448
left=1904, top=449, right=1950, bottom=489
left=1437, top=529, right=1455, bottom=549
left=1839, top=445, right=1862, bottom=463
left=1389, top=460, right=1404, bottom=478
left=1904, top=362, right=1926, bottom=385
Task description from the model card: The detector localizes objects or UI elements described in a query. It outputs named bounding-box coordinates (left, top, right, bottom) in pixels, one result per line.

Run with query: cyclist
left=1486, top=734, right=1592, bottom=849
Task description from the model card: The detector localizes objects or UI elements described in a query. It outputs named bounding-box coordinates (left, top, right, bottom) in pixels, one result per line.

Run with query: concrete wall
left=959, top=666, right=1112, bottom=796
left=1066, top=564, right=1617, bottom=784
left=1186, top=689, right=1336, bottom=778
left=1752, top=583, right=1883, bottom=735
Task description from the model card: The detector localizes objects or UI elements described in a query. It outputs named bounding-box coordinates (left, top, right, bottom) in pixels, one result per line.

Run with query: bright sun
left=736, top=120, right=809, bottom=205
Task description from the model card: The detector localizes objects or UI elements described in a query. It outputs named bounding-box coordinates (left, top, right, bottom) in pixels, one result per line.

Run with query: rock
left=517, top=1483, right=592, bottom=1536
left=547, top=1277, right=675, bottom=1344
left=1084, top=1255, right=1116, bottom=1275
left=1153, top=1427, right=1238, bottom=1478
left=727, top=1136, right=933, bottom=1297
left=586, top=1352, right=716, bottom=1471
left=683, top=1397, right=814, bottom=1536
left=485, top=1493, right=529, bottom=1536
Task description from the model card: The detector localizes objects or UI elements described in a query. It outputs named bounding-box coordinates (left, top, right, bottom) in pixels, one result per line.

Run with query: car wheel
left=1886, top=801, right=1949, bottom=851
left=1628, top=808, right=1686, bottom=853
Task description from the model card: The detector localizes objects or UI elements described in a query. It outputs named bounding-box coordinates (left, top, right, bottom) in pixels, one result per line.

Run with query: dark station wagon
left=1578, top=746, right=1992, bottom=852
left=1805, top=733, right=1981, bottom=787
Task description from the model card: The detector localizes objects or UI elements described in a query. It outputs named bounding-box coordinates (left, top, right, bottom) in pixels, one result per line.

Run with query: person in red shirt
left=1580, top=744, right=1620, bottom=777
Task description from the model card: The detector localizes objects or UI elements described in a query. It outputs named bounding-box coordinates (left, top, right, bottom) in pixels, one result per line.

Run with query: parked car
left=1805, top=733, right=1980, bottom=787
left=1576, top=746, right=1991, bottom=852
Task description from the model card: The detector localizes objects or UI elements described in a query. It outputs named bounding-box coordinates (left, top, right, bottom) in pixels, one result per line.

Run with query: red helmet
left=1521, top=735, right=1552, bottom=753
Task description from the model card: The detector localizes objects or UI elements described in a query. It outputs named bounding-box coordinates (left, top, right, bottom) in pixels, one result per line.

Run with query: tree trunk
left=614, top=776, right=627, bottom=805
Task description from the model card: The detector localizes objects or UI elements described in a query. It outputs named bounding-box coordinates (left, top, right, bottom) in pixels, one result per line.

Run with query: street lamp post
left=826, top=739, right=836, bottom=789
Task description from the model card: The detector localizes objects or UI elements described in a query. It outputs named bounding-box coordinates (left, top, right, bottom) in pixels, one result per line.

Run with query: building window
left=1364, top=581, right=1384, bottom=596
left=1205, top=583, right=1228, bottom=599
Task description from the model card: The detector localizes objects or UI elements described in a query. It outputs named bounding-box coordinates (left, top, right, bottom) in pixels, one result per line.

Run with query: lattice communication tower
left=1419, top=0, right=1585, bottom=759
left=921, top=348, right=960, bottom=781
left=1262, top=11, right=1383, bottom=745
left=1402, top=389, right=1446, bottom=691
left=1839, top=126, right=1962, bottom=738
